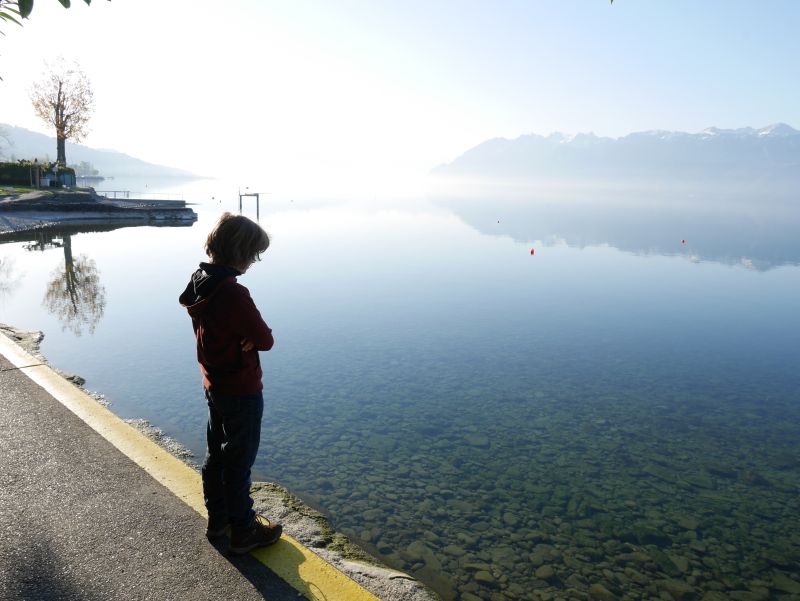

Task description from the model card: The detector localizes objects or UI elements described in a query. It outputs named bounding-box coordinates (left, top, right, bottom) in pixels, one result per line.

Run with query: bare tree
left=30, top=58, right=94, bottom=167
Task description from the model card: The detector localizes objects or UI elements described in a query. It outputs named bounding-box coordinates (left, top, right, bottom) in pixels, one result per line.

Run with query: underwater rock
left=588, top=583, right=617, bottom=600
left=705, top=463, right=738, bottom=479
left=683, top=472, right=714, bottom=489
left=667, top=553, right=690, bottom=574
left=761, top=547, right=800, bottom=569
left=727, top=591, right=768, bottom=601
left=656, top=578, right=696, bottom=600
left=741, top=471, right=771, bottom=487
left=403, top=540, right=441, bottom=571
left=623, top=567, right=648, bottom=586
left=473, top=570, right=496, bottom=587
left=464, top=434, right=490, bottom=448
left=772, top=571, right=800, bottom=594
left=620, top=523, right=673, bottom=547
left=649, top=548, right=683, bottom=577
left=417, top=567, right=456, bottom=601
left=534, top=565, right=556, bottom=581
left=565, top=572, right=587, bottom=588
left=700, top=593, right=728, bottom=601
left=442, top=545, right=466, bottom=558
left=677, top=515, right=700, bottom=531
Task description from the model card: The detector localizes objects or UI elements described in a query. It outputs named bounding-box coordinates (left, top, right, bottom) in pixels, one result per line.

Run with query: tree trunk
left=57, top=135, right=67, bottom=167
left=63, top=234, right=73, bottom=270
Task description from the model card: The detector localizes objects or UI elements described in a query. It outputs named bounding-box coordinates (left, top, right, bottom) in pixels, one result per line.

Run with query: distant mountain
left=434, top=123, right=800, bottom=182
left=0, top=124, right=197, bottom=178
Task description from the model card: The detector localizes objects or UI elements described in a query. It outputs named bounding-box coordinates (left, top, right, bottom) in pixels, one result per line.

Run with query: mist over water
left=431, top=176, right=800, bottom=272
left=1, top=176, right=799, bottom=599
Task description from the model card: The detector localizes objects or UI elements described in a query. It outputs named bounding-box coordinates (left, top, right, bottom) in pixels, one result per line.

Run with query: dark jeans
left=202, top=389, right=263, bottom=531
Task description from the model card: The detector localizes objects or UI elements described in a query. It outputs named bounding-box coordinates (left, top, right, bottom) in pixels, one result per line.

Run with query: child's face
left=235, top=257, right=256, bottom=274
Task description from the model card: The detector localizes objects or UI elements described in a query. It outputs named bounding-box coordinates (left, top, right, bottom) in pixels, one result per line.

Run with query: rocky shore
left=0, top=323, right=438, bottom=601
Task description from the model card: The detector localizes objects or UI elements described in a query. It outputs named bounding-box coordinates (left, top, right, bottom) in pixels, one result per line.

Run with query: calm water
left=1, top=178, right=799, bottom=600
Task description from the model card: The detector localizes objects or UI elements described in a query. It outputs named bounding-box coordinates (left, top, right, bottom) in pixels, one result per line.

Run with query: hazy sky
left=1, top=0, right=798, bottom=193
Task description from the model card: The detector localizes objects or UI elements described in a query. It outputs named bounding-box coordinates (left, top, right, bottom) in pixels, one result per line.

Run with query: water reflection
left=38, top=234, right=106, bottom=336
left=433, top=184, right=800, bottom=270
left=0, top=256, right=22, bottom=304
left=1, top=221, right=194, bottom=335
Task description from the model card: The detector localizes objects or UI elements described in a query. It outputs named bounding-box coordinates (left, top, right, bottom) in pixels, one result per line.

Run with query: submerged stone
left=649, top=548, right=682, bottom=577
left=588, top=583, right=617, bottom=600
left=772, top=571, right=800, bottom=594
left=734, top=588, right=769, bottom=601
left=534, top=565, right=555, bottom=581
left=443, top=545, right=466, bottom=557
left=705, top=463, right=738, bottom=479
left=667, top=553, right=689, bottom=574
left=700, top=593, right=728, bottom=601
left=473, top=571, right=496, bottom=587
left=677, top=515, right=700, bottom=531
left=657, top=579, right=696, bottom=600
left=619, top=523, right=673, bottom=547
left=464, top=434, right=490, bottom=448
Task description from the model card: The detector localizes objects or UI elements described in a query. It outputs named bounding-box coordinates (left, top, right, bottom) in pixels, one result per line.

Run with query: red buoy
left=681, top=239, right=686, bottom=245
left=530, top=248, right=535, bottom=256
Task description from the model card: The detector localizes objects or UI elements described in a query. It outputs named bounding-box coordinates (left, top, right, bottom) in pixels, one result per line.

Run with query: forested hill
left=0, top=124, right=196, bottom=178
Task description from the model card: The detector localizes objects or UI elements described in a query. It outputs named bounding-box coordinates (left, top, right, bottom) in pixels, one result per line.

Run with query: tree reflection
left=0, top=256, right=22, bottom=304
left=41, top=234, right=106, bottom=336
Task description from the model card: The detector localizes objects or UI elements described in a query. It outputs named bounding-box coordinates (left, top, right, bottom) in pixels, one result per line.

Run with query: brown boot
left=229, top=515, right=282, bottom=554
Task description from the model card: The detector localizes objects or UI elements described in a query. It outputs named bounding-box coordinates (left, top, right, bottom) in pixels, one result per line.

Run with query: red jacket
left=179, top=263, right=274, bottom=394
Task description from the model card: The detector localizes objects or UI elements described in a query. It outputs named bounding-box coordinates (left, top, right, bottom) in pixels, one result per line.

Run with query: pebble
left=474, top=571, right=496, bottom=587
left=588, top=583, right=616, bottom=600
left=535, top=565, right=556, bottom=581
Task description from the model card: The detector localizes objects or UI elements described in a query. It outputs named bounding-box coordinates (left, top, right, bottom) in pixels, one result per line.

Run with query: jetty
left=0, top=188, right=197, bottom=235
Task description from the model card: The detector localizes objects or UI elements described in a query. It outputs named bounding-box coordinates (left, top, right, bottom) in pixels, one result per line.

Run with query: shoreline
left=0, top=188, right=197, bottom=234
left=0, top=322, right=439, bottom=601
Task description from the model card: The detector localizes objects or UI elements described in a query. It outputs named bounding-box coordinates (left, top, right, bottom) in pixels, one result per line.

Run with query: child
left=179, top=212, right=282, bottom=553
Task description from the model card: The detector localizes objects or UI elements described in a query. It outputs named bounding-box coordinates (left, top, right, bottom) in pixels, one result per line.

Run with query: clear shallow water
left=1, top=178, right=799, bottom=600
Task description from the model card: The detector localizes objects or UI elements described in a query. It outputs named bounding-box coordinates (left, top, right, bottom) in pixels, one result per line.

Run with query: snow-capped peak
left=545, top=132, right=603, bottom=145
left=757, top=123, right=798, bottom=137
left=702, top=126, right=757, bottom=138
left=701, top=124, right=798, bottom=138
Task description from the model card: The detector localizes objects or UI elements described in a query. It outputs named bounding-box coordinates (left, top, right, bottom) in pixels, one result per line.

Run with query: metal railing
left=97, top=190, right=184, bottom=201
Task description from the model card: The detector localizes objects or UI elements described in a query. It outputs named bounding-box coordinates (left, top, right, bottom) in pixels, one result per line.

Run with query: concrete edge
left=0, top=330, right=380, bottom=601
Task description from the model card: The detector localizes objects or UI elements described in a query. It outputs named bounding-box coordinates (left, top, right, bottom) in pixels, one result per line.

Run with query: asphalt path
left=0, top=354, right=299, bottom=601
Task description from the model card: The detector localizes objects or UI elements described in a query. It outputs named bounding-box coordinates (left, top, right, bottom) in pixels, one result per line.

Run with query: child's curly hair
left=205, top=212, right=270, bottom=268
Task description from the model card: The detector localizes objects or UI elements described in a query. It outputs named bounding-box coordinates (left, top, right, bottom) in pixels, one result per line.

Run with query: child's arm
left=230, top=285, right=274, bottom=351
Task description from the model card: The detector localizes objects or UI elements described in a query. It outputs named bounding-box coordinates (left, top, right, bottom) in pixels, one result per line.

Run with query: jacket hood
left=179, top=262, right=241, bottom=316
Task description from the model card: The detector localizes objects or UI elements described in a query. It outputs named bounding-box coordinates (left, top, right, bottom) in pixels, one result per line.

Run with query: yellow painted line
left=0, top=332, right=379, bottom=601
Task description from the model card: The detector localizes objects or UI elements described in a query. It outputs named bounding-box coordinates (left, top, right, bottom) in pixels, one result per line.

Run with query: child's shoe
left=229, top=515, right=282, bottom=554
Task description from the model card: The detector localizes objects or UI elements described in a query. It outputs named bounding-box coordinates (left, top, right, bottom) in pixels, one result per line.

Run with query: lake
left=1, top=177, right=799, bottom=600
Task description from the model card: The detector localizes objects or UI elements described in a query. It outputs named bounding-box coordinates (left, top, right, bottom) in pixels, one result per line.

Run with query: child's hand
left=240, top=338, right=255, bottom=352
